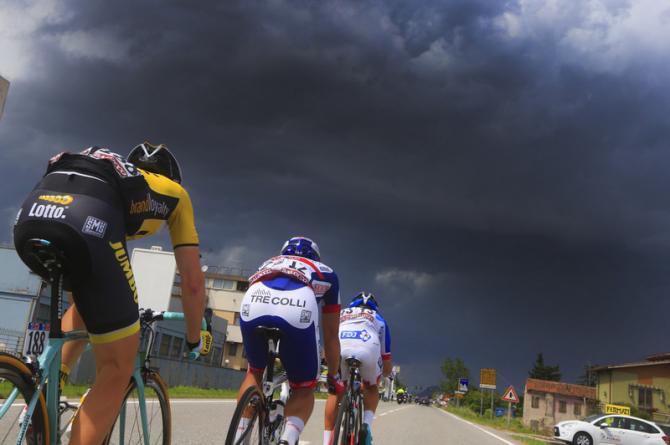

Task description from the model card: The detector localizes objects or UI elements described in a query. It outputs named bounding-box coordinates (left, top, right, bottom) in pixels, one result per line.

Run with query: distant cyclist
left=14, top=143, right=209, bottom=444
left=234, top=236, right=341, bottom=445
left=323, top=292, right=392, bottom=445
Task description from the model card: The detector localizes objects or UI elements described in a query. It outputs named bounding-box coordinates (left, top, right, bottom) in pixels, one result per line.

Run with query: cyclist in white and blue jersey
left=235, top=236, right=343, bottom=445
left=323, top=292, right=392, bottom=445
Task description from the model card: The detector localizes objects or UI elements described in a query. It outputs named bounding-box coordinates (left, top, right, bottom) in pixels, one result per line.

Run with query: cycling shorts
left=340, top=329, right=383, bottom=386
left=240, top=282, right=320, bottom=389
left=14, top=172, right=140, bottom=344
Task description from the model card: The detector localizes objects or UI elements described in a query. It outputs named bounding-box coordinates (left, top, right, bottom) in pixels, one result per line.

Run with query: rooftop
left=525, top=378, right=597, bottom=400
left=591, top=353, right=670, bottom=372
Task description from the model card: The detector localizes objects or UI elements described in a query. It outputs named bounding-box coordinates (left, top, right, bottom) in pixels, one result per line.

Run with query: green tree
left=576, top=363, right=598, bottom=387
left=440, top=357, right=470, bottom=393
left=528, top=353, right=561, bottom=381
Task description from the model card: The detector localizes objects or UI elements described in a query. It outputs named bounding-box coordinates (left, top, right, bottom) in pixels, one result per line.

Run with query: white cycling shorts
left=340, top=333, right=382, bottom=386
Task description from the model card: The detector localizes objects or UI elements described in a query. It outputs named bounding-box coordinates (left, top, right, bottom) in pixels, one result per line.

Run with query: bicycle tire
left=0, top=353, right=49, bottom=445
left=102, top=371, right=171, bottom=445
left=225, top=386, right=264, bottom=445
left=331, top=391, right=351, bottom=445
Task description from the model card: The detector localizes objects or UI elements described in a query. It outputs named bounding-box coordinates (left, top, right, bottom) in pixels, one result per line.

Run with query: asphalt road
left=169, top=399, right=527, bottom=445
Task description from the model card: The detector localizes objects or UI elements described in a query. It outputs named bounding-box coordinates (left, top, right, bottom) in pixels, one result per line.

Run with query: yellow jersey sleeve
left=168, top=185, right=199, bottom=248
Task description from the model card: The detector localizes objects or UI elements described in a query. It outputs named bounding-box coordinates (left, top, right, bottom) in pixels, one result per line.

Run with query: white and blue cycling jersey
left=240, top=255, right=340, bottom=388
left=339, top=306, right=392, bottom=362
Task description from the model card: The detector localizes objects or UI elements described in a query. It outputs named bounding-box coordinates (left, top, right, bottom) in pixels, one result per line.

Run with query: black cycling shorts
left=14, top=172, right=140, bottom=344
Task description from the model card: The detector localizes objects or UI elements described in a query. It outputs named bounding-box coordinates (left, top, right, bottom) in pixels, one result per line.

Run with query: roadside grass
left=512, top=435, right=552, bottom=445
left=1, top=381, right=330, bottom=400
left=445, top=405, right=550, bottom=437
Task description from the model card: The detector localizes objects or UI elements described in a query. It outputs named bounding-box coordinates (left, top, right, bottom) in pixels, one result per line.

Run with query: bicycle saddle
left=345, top=357, right=362, bottom=368
left=254, top=326, right=283, bottom=341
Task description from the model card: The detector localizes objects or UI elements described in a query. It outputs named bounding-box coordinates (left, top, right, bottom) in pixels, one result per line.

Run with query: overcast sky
left=2, top=0, right=670, bottom=390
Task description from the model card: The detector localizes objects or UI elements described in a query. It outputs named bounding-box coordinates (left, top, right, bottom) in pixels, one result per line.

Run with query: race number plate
left=23, top=322, right=50, bottom=358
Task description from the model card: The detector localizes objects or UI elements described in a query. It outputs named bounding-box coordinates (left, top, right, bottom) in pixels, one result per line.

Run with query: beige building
left=523, top=378, right=597, bottom=432
left=172, top=265, right=250, bottom=370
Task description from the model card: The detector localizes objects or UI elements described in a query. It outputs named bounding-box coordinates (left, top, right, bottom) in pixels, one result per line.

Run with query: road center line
left=378, top=405, right=410, bottom=417
left=437, top=409, right=516, bottom=445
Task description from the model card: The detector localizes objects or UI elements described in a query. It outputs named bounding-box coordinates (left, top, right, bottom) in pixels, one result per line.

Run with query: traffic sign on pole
left=458, top=378, right=469, bottom=393
left=479, top=368, right=497, bottom=390
left=501, top=386, right=520, bottom=403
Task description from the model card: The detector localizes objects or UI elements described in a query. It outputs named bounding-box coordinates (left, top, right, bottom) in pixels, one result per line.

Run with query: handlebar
left=139, top=309, right=210, bottom=361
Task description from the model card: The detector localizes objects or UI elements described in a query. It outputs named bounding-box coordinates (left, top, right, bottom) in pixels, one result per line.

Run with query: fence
left=69, top=350, right=245, bottom=390
left=0, top=328, right=24, bottom=355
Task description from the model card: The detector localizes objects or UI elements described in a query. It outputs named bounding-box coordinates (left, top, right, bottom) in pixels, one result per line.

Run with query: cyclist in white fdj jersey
left=235, top=236, right=343, bottom=445
left=323, top=292, right=392, bottom=445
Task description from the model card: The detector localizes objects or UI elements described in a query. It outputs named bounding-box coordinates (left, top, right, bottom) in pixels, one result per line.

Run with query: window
left=558, top=400, right=566, bottom=413
left=237, top=281, right=249, bottom=292
left=574, top=404, right=582, bottom=416
left=234, top=313, right=241, bottom=326
left=159, top=334, right=172, bottom=357
left=628, top=419, right=657, bottom=434
left=170, top=337, right=183, bottom=359
left=228, top=342, right=238, bottom=357
left=212, top=279, right=224, bottom=289
left=639, top=387, right=653, bottom=410
left=531, top=396, right=540, bottom=409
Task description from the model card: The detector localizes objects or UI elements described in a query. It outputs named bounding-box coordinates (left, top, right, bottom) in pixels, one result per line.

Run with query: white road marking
left=437, top=409, right=516, bottom=445
left=378, top=405, right=411, bottom=417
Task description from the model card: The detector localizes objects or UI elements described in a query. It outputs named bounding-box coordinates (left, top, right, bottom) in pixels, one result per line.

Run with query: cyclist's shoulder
left=139, top=168, right=189, bottom=199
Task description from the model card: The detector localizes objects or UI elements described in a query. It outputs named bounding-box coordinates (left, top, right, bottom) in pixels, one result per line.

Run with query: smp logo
left=28, top=202, right=67, bottom=220
left=38, top=195, right=74, bottom=205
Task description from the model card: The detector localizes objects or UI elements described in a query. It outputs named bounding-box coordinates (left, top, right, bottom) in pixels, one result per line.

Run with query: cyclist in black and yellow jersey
left=14, top=143, right=210, bottom=445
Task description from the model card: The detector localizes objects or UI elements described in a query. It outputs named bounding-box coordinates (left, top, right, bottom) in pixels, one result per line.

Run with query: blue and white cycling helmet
left=349, top=292, right=379, bottom=311
left=280, top=236, right=321, bottom=261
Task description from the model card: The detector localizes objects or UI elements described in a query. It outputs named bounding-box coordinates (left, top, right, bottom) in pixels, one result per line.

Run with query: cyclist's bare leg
left=362, top=384, right=379, bottom=414
left=236, top=369, right=263, bottom=402
left=61, top=296, right=87, bottom=376
left=69, top=331, right=139, bottom=445
left=324, top=392, right=343, bottom=430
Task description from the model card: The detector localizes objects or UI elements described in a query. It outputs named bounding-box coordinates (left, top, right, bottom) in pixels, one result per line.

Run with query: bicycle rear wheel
left=0, top=353, right=49, bottom=445
left=331, top=392, right=351, bottom=445
left=103, top=371, right=171, bottom=445
left=225, top=386, right=264, bottom=445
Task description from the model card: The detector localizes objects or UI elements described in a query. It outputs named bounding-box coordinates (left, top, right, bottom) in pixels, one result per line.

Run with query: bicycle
left=331, top=358, right=364, bottom=445
left=0, top=238, right=205, bottom=444
left=224, top=326, right=288, bottom=445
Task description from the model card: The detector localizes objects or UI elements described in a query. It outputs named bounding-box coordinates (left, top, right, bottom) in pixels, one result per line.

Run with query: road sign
left=501, top=386, right=520, bottom=403
left=458, top=378, right=469, bottom=393
left=0, top=75, right=9, bottom=120
left=479, top=368, right=497, bottom=389
left=605, top=404, right=631, bottom=415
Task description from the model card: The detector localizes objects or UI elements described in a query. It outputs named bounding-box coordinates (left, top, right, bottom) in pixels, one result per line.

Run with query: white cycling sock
left=323, top=430, right=333, bottom=445
left=363, top=410, right=375, bottom=426
left=234, top=417, right=250, bottom=443
left=280, top=416, right=304, bottom=445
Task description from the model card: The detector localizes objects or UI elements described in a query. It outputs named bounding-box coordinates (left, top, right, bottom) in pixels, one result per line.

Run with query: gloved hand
left=185, top=330, right=213, bottom=359
left=327, top=373, right=345, bottom=395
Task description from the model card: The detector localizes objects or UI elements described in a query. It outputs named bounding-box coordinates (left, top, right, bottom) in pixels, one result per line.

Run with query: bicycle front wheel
left=225, top=386, right=264, bottom=445
left=103, top=371, right=171, bottom=445
left=0, top=353, right=49, bottom=445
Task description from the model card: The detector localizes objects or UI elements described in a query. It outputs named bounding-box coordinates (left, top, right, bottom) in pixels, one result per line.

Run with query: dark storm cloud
left=2, top=0, right=670, bottom=387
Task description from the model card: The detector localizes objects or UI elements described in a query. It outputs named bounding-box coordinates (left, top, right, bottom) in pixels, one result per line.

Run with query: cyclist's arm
left=381, top=317, right=392, bottom=376
left=322, top=311, right=341, bottom=376
left=174, top=246, right=206, bottom=344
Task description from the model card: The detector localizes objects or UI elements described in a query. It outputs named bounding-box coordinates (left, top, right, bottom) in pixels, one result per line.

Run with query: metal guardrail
left=0, top=328, right=24, bottom=354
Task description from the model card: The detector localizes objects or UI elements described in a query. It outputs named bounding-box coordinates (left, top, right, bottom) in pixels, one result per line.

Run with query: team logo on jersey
left=300, top=309, right=312, bottom=324
left=82, top=216, right=107, bottom=238
left=28, top=202, right=67, bottom=220
left=340, top=330, right=371, bottom=342
left=39, top=195, right=74, bottom=205
left=129, top=193, right=169, bottom=217
left=109, top=241, right=138, bottom=303
left=241, top=304, right=250, bottom=317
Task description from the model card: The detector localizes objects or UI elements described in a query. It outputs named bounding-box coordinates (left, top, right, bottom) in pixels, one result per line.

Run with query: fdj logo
left=28, top=203, right=67, bottom=219
left=340, top=330, right=371, bottom=342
